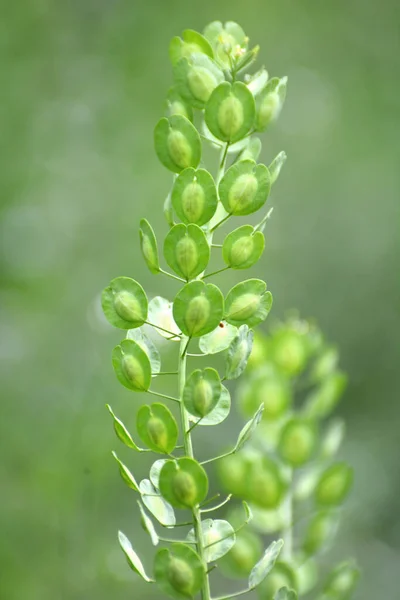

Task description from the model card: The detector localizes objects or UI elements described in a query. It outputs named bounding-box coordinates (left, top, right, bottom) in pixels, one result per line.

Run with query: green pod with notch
left=112, top=339, right=152, bottom=392
left=154, top=542, right=204, bottom=600
left=136, top=403, right=178, bottom=454
left=171, top=167, right=218, bottom=226
left=278, top=418, right=318, bottom=467
left=102, top=276, right=148, bottom=329
left=225, top=278, right=272, bottom=328
left=169, top=29, right=214, bottom=65
left=223, top=224, right=265, bottom=269
left=154, top=114, right=201, bottom=173
left=315, top=462, right=353, bottom=507
left=173, top=281, right=224, bottom=338
left=174, top=53, right=224, bottom=109
left=166, top=87, right=193, bottom=122
left=139, top=219, right=160, bottom=274
left=205, top=81, right=255, bottom=143
left=255, top=76, right=288, bottom=131
left=159, top=457, right=208, bottom=509
left=183, top=367, right=222, bottom=418
left=219, top=160, right=271, bottom=216
left=164, top=223, right=210, bottom=281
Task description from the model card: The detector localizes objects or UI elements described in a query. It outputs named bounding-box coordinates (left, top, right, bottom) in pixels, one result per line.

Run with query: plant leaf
left=118, top=530, right=153, bottom=582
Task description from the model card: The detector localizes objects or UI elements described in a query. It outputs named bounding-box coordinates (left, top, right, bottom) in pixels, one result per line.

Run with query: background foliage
left=1, top=1, right=399, bottom=599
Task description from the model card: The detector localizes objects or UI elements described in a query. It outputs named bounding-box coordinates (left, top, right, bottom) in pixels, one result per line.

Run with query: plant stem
left=209, top=213, right=232, bottom=233
left=281, top=466, right=293, bottom=560
left=178, top=336, right=211, bottom=600
left=159, top=268, right=186, bottom=282
left=147, top=389, right=180, bottom=403
left=201, top=448, right=235, bottom=466
left=145, top=320, right=181, bottom=338
left=202, top=266, right=230, bottom=280
left=213, top=587, right=253, bottom=600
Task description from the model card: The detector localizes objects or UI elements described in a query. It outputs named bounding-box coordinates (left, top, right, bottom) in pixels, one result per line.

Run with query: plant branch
left=201, top=494, right=232, bottom=514
left=147, top=389, right=180, bottom=403
left=212, top=587, right=253, bottom=600
left=201, top=448, right=235, bottom=466
left=159, top=268, right=186, bottom=283
left=145, top=320, right=181, bottom=338
left=202, top=266, right=230, bottom=280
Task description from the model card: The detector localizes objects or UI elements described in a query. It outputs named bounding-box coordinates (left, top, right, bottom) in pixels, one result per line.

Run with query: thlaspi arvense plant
left=101, top=21, right=290, bottom=600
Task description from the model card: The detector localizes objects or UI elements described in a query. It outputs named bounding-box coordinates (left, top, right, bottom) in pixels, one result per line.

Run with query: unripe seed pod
left=168, top=129, right=193, bottom=170
left=218, top=94, right=244, bottom=137
left=219, top=529, right=263, bottom=579
left=255, top=76, right=287, bottom=131
left=139, top=219, right=159, bottom=274
left=193, top=378, right=213, bottom=416
left=147, top=417, right=168, bottom=452
left=112, top=339, right=151, bottom=392
left=136, top=403, right=178, bottom=454
left=219, top=160, right=271, bottom=217
left=159, top=457, right=208, bottom=509
left=173, top=281, right=224, bottom=338
left=154, top=115, right=201, bottom=173
left=182, top=181, right=206, bottom=222
left=164, top=223, right=210, bottom=281
left=167, top=556, right=194, bottom=594
left=238, top=368, right=292, bottom=420
left=102, top=277, right=148, bottom=329
left=303, top=510, right=338, bottom=555
left=187, top=65, right=219, bottom=103
left=172, top=470, right=197, bottom=507
left=323, top=561, right=360, bottom=598
left=183, top=367, right=221, bottom=418
left=114, top=291, right=142, bottom=323
left=315, top=462, right=353, bottom=507
left=205, top=81, right=255, bottom=143
left=272, top=329, right=309, bottom=376
left=175, top=54, right=224, bottom=108
left=166, top=87, right=194, bottom=122
left=172, top=167, right=218, bottom=226
left=225, top=324, right=254, bottom=380
left=278, top=418, right=318, bottom=467
left=122, top=354, right=146, bottom=389
left=223, top=225, right=265, bottom=270
left=187, top=295, right=210, bottom=331
left=169, top=29, right=213, bottom=65
left=218, top=452, right=250, bottom=497
left=258, top=561, right=297, bottom=600
left=247, top=458, right=286, bottom=509
left=154, top=543, right=204, bottom=599
left=225, top=279, right=272, bottom=328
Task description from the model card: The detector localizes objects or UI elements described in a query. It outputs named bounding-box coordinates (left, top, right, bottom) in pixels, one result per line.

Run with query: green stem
left=201, top=494, right=232, bottom=514
left=202, top=266, right=230, bottom=280
left=219, top=142, right=230, bottom=175
left=209, top=213, right=231, bottom=233
left=201, top=448, right=235, bottom=466
left=213, top=587, right=253, bottom=600
left=178, top=336, right=211, bottom=600
left=145, top=320, right=181, bottom=338
left=159, top=268, right=186, bottom=283
left=281, top=466, right=293, bottom=560
left=147, top=389, right=180, bottom=403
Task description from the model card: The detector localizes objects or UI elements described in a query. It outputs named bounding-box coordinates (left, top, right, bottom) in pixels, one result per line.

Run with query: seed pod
left=154, top=543, right=204, bottom=599
left=310, top=345, right=339, bottom=383
left=303, top=510, right=339, bottom=555
left=187, top=519, right=236, bottom=562
left=304, top=372, right=348, bottom=419
left=257, top=561, right=297, bottom=600
left=323, top=561, right=360, bottom=598
left=173, top=280, right=224, bottom=338
left=169, top=29, right=214, bottom=65
left=278, top=418, right=318, bottom=467
left=238, top=366, right=292, bottom=420
left=223, top=224, right=265, bottom=270
left=171, top=167, right=218, bottom=226
left=219, top=160, right=271, bottom=216
left=164, top=223, right=210, bottom=281
left=112, top=339, right=151, bottom=392
left=205, top=81, right=255, bottom=143
left=126, top=327, right=161, bottom=375
left=139, top=219, right=160, bottom=274
left=315, top=463, right=353, bottom=507
left=203, top=21, right=247, bottom=68
left=271, top=328, right=309, bottom=376
left=148, top=296, right=181, bottom=342
left=225, top=278, right=272, bottom=328
left=183, top=367, right=222, bottom=418
left=246, top=68, right=269, bottom=96
left=159, top=457, right=208, bottom=509
left=189, top=384, right=231, bottom=427
left=166, top=87, right=193, bottom=122
left=225, top=324, right=254, bottom=380
left=219, top=529, right=263, bottom=579
left=269, top=151, right=287, bottom=185
left=136, top=403, right=178, bottom=454
left=154, top=114, right=201, bottom=173
left=255, top=76, right=288, bottom=131
left=218, top=452, right=252, bottom=498
left=239, top=136, right=262, bottom=162
left=102, top=276, right=148, bottom=329
left=174, top=54, right=224, bottom=109
left=246, top=457, right=287, bottom=509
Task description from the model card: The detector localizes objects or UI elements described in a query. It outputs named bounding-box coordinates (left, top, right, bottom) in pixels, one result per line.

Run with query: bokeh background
left=1, top=1, right=399, bottom=599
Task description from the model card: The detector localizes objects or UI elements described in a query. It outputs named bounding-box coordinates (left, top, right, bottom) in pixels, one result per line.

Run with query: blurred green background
left=1, top=1, right=399, bottom=599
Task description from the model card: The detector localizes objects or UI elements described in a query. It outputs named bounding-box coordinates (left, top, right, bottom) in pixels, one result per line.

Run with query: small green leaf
left=234, top=403, right=264, bottom=452
left=136, top=403, right=178, bottom=454
left=159, top=457, right=208, bottom=509
left=102, top=277, right=148, bottom=329
left=223, top=225, right=265, bottom=270
left=171, top=167, right=218, bottom=226
left=219, top=160, right=271, bottom=216
left=139, top=219, right=160, bottom=274
left=150, top=458, right=168, bottom=489
left=137, top=500, right=159, bottom=546
left=249, top=539, right=284, bottom=589
left=169, top=29, right=214, bottom=65
left=315, top=462, right=353, bottom=507
left=278, top=418, right=318, bottom=468
left=106, top=404, right=143, bottom=451
left=173, top=281, right=224, bottom=338
left=183, top=367, right=222, bottom=418
left=166, top=87, right=194, bottom=122
left=154, top=543, right=204, bottom=600
left=205, top=81, right=255, bottom=143
left=118, top=530, right=153, bottom=582
left=154, top=115, right=201, bottom=173
left=255, top=76, right=288, bottom=131
left=140, top=479, right=176, bottom=527
left=225, top=324, right=254, bottom=380
left=188, top=384, right=231, bottom=426
left=112, top=451, right=140, bottom=492
left=174, top=53, right=224, bottom=109
left=148, top=296, right=181, bottom=342
left=225, top=279, right=272, bottom=327
left=274, top=587, right=298, bottom=600
left=164, top=223, right=210, bottom=281
left=269, top=151, right=287, bottom=185
left=126, top=328, right=161, bottom=375
left=199, top=321, right=238, bottom=355
left=187, top=519, right=236, bottom=562
left=112, top=339, right=152, bottom=392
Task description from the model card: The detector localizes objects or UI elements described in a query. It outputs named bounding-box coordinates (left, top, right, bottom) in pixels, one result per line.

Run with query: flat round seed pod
left=188, top=384, right=231, bottom=426
left=183, top=367, right=222, bottom=418
left=302, top=510, right=338, bottom=555
left=315, top=462, right=353, bottom=507
left=159, top=457, right=208, bottom=509
left=173, top=281, right=224, bottom=338
left=225, top=324, right=254, bottom=380
left=225, top=278, right=272, bottom=327
left=203, top=21, right=247, bottom=68
left=255, top=76, right=287, bottom=131
left=278, top=418, right=318, bottom=467
left=199, top=321, right=238, bottom=355
left=223, top=224, right=265, bottom=269
left=205, top=81, right=255, bottom=143
left=112, top=339, right=152, bottom=392
left=148, top=296, right=181, bottom=342
left=174, top=53, right=224, bottom=109
left=171, top=167, right=218, bottom=226
left=164, top=223, right=210, bottom=281
left=219, top=528, right=263, bottom=579
left=169, top=29, right=214, bottom=65
left=166, top=87, right=194, bottom=121
left=246, top=457, right=287, bottom=509
left=154, top=114, right=201, bottom=173
left=187, top=519, right=236, bottom=562
left=126, top=328, right=161, bottom=375
left=102, top=276, right=148, bottom=329
left=139, top=219, right=160, bottom=274
left=323, top=561, right=360, bottom=598
left=237, top=366, right=292, bottom=421
left=154, top=543, right=204, bottom=600
left=219, top=160, right=271, bottom=216
left=136, top=403, right=178, bottom=454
